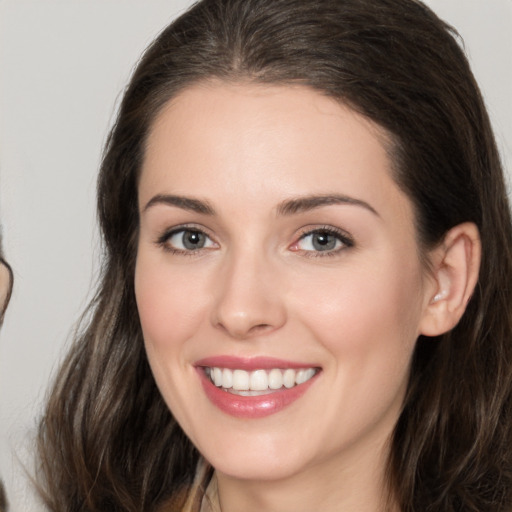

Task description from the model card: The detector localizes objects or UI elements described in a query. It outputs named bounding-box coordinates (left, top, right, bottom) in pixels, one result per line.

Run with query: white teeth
left=250, top=370, right=269, bottom=391
left=213, top=367, right=223, bottom=387
left=296, top=368, right=316, bottom=385
left=283, top=369, right=296, bottom=388
left=232, top=369, right=250, bottom=390
left=206, top=366, right=317, bottom=392
left=268, top=368, right=283, bottom=389
left=222, top=368, right=233, bottom=388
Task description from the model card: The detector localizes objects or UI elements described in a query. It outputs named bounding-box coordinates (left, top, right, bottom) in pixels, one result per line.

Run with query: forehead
left=140, top=82, right=412, bottom=225
left=146, top=82, right=392, bottom=163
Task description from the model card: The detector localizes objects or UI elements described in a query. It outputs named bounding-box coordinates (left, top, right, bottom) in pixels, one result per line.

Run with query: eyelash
left=155, top=225, right=354, bottom=257
left=292, top=226, right=354, bottom=258
left=155, top=225, right=217, bottom=256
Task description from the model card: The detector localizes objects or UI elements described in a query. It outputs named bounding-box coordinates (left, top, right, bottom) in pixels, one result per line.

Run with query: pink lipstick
left=196, top=356, right=320, bottom=418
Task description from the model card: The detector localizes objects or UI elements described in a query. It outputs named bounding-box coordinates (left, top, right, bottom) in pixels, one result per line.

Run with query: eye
left=291, top=228, right=353, bottom=254
left=158, top=228, right=217, bottom=253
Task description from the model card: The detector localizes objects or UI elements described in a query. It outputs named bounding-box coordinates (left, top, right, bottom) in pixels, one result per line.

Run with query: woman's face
left=135, top=83, right=435, bottom=483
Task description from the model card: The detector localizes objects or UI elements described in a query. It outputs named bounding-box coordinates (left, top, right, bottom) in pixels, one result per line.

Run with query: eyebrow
left=142, top=193, right=378, bottom=217
left=276, top=194, right=379, bottom=217
left=143, top=194, right=215, bottom=215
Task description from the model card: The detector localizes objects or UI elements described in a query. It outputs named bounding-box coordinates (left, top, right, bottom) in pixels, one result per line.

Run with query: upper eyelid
left=296, top=225, right=354, bottom=242
left=155, top=226, right=219, bottom=257
left=156, top=224, right=217, bottom=245
left=158, top=223, right=213, bottom=237
left=288, top=225, right=355, bottom=257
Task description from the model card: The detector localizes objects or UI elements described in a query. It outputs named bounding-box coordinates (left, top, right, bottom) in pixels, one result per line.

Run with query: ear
left=419, top=222, right=481, bottom=337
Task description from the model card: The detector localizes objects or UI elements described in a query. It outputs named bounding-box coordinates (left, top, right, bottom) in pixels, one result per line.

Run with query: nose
left=211, top=250, right=287, bottom=340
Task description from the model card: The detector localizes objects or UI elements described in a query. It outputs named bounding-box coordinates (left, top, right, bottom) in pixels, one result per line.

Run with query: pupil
left=183, top=231, right=205, bottom=250
left=312, top=232, right=336, bottom=251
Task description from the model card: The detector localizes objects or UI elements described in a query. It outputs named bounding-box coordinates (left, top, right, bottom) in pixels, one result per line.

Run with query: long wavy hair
left=37, top=0, right=512, bottom=510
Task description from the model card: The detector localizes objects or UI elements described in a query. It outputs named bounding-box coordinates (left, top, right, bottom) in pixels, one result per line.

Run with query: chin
left=211, top=455, right=304, bottom=482
left=199, top=431, right=316, bottom=482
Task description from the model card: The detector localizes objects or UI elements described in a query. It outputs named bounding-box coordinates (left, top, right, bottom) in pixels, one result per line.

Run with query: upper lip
left=195, top=355, right=319, bottom=371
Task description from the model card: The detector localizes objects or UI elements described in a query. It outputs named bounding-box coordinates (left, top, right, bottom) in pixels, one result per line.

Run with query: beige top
left=175, top=460, right=220, bottom=512
left=199, top=474, right=221, bottom=512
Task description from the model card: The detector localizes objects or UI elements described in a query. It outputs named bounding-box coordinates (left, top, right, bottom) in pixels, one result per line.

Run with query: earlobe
left=419, top=222, right=481, bottom=337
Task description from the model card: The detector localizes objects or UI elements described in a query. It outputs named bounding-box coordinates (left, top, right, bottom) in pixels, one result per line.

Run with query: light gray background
left=0, top=1, right=510, bottom=510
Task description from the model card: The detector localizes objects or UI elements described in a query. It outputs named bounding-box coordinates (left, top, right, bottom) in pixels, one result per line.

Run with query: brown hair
left=37, top=1, right=512, bottom=510
left=0, top=482, right=7, bottom=512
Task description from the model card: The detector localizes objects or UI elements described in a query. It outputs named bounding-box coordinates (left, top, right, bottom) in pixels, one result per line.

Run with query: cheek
left=288, top=259, right=425, bottom=441
left=134, top=253, right=209, bottom=354
left=290, top=256, right=425, bottom=367
left=134, top=254, right=211, bottom=437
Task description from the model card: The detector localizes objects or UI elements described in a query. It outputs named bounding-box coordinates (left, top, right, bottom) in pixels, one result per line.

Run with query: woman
left=0, top=255, right=11, bottom=327
left=37, top=0, right=512, bottom=510
left=0, top=245, right=14, bottom=512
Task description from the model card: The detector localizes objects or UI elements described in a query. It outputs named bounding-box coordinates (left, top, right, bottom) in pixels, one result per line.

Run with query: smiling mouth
left=204, top=367, right=319, bottom=396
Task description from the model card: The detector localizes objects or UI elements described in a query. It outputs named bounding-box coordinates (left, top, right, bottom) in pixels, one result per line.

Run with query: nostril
left=214, top=319, right=275, bottom=340
left=248, top=323, right=273, bottom=334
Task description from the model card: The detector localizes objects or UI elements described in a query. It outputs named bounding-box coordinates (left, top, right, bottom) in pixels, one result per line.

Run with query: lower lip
left=198, top=369, right=318, bottom=419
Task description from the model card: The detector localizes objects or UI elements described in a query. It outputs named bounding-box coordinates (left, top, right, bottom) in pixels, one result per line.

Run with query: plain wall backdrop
left=0, top=1, right=511, bottom=510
